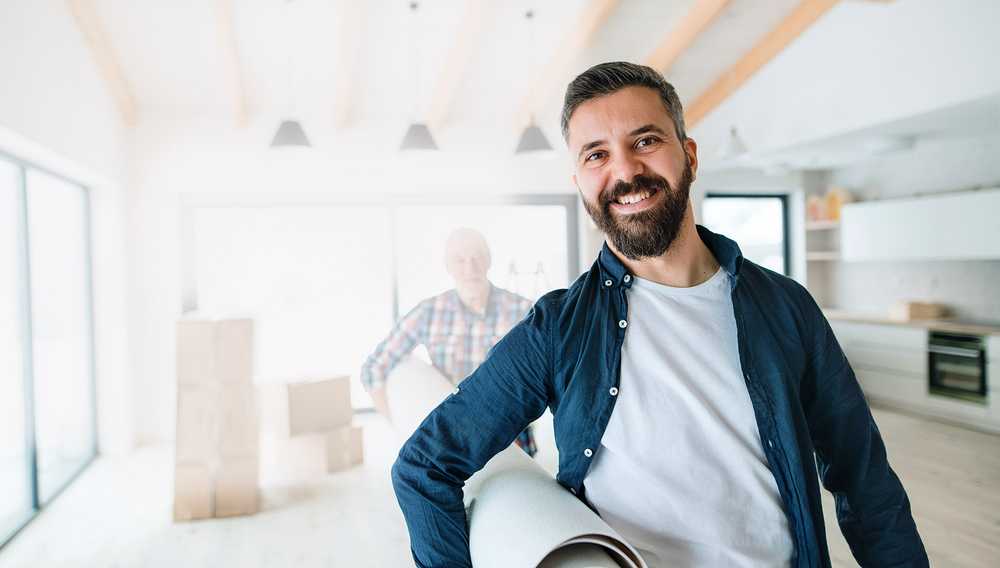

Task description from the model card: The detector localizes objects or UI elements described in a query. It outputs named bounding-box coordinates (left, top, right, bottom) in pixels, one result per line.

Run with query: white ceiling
left=90, top=0, right=812, bottom=135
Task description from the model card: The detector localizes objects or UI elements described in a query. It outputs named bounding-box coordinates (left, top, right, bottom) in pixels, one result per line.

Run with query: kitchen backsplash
left=824, top=260, right=1000, bottom=321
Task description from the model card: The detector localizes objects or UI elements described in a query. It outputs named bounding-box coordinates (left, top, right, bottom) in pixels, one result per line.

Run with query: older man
left=391, top=62, right=927, bottom=567
left=360, top=227, right=536, bottom=455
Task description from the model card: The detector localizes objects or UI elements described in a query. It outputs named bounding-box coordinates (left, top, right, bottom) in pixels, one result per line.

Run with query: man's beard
left=582, top=161, right=694, bottom=260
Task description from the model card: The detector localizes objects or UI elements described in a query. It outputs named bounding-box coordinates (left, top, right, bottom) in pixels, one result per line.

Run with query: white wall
left=689, top=0, right=1000, bottom=316
left=0, top=2, right=132, bottom=454
left=692, top=0, right=1000, bottom=159
left=127, top=113, right=579, bottom=445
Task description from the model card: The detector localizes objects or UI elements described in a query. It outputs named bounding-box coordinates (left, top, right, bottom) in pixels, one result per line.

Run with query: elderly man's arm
left=798, top=291, right=929, bottom=566
left=391, top=301, right=552, bottom=568
left=360, top=302, right=430, bottom=419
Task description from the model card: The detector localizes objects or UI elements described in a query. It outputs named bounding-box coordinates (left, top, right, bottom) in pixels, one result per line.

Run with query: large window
left=702, top=193, right=789, bottom=275
left=185, top=196, right=577, bottom=409
left=0, top=155, right=97, bottom=549
left=193, top=205, right=395, bottom=409
left=393, top=203, right=570, bottom=316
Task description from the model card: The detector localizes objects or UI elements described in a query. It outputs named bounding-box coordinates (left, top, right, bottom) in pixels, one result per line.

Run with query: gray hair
left=561, top=61, right=686, bottom=143
left=444, top=227, right=491, bottom=264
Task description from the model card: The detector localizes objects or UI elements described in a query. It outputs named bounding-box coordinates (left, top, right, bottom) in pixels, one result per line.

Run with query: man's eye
left=636, top=136, right=659, bottom=149
left=585, top=151, right=605, bottom=162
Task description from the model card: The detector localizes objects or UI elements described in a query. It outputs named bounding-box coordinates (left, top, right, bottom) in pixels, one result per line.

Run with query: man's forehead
left=446, top=236, right=489, bottom=257
left=567, top=86, right=673, bottom=148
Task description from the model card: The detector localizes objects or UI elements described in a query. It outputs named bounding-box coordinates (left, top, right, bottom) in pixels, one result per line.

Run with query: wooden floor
left=1, top=408, right=998, bottom=567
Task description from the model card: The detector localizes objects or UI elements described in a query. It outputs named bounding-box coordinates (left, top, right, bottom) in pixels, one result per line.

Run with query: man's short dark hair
left=561, top=61, right=686, bottom=143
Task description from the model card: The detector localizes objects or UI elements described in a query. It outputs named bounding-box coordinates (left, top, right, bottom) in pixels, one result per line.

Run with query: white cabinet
left=832, top=319, right=1000, bottom=432
left=841, top=187, right=1000, bottom=261
left=830, top=321, right=926, bottom=409
left=989, top=335, right=1000, bottom=365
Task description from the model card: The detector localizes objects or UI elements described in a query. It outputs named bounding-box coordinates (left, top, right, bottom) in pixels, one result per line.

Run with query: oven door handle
left=928, top=345, right=982, bottom=358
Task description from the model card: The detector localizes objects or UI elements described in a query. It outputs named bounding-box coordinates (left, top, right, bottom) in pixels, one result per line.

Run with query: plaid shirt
left=361, top=284, right=536, bottom=455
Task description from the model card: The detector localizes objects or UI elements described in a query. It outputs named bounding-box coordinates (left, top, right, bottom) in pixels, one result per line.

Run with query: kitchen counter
left=824, top=309, right=1000, bottom=336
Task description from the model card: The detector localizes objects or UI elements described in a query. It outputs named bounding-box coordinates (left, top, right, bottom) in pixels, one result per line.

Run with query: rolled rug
left=385, top=357, right=647, bottom=568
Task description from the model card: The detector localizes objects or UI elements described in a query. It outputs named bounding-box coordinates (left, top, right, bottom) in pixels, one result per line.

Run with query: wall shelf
left=806, top=251, right=840, bottom=261
left=805, top=219, right=840, bottom=231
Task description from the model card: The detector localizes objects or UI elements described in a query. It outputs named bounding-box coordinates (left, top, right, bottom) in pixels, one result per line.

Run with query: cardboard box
left=214, top=457, right=259, bottom=517
left=259, top=432, right=328, bottom=486
left=217, top=385, right=259, bottom=458
left=174, top=317, right=259, bottom=521
left=889, top=301, right=950, bottom=321
left=215, top=319, right=253, bottom=384
left=287, top=376, right=352, bottom=436
left=173, top=464, right=214, bottom=521
left=175, top=386, right=220, bottom=463
left=176, top=320, right=216, bottom=387
left=258, top=377, right=352, bottom=437
left=176, top=318, right=253, bottom=387
left=258, top=425, right=363, bottom=484
left=325, top=425, right=364, bottom=472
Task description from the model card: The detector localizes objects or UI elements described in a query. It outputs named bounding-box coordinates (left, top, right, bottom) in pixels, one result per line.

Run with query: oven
left=928, top=331, right=987, bottom=403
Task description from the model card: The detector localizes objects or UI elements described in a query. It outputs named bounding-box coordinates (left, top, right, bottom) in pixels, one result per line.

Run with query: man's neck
left=608, top=208, right=720, bottom=288
left=456, top=282, right=490, bottom=315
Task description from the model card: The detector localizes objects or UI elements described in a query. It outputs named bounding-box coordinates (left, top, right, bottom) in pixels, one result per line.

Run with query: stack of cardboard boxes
left=258, top=376, right=363, bottom=486
left=174, top=318, right=259, bottom=521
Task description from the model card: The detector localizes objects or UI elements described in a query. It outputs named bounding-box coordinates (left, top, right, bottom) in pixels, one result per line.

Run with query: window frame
left=703, top=192, right=791, bottom=276
left=179, top=192, right=580, bottom=410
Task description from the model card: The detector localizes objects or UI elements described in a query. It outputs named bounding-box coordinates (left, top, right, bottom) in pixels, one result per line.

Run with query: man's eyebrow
left=629, top=124, right=667, bottom=137
left=577, top=139, right=605, bottom=160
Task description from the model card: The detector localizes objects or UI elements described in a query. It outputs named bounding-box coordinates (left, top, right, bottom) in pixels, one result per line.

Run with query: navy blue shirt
left=392, top=225, right=928, bottom=567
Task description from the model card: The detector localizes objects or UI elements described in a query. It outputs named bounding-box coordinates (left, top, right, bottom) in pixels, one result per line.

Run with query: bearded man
left=391, top=62, right=928, bottom=568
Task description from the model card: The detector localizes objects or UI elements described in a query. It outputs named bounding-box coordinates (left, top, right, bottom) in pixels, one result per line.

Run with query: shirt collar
left=452, top=282, right=496, bottom=318
left=597, top=224, right=744, bottom=288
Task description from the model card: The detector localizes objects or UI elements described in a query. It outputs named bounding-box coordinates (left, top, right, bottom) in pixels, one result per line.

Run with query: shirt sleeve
left=359, top=301, right=430, bottom=393
left=390, top=300, right=552, bottom=568
left=798, top=289, right=929, bottom=567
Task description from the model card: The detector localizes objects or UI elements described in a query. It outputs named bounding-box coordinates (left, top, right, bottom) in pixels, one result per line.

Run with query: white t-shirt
left=583, top=267, right=793, bottom=567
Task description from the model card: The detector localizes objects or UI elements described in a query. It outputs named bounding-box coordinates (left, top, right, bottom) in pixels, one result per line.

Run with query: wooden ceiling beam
left=216, top=0, right=248, bottom=127
left=514, top=0, right=619, bottom=131
left=644, top=0, right=732, bottom=73
left=66, top=0, right=138, bottom=126
left=332, top=0, right=367, bottom=129
left=684, top=0, right=840, bottom=128
left=425, top=0, right=488, bottom=131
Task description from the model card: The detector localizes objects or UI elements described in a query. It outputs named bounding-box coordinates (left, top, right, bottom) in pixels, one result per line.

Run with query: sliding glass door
left=0, top=159, right=32, bottom=545
left=0, top=157, right=97, bottom=550
left=24, top=170, right=97, bottom=503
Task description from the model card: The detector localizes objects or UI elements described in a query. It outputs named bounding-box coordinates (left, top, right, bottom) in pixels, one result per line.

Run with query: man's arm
left=360, top=302, right=429, bottom=419
left=391, top=302, right=551, bottom=568
left=798, top=291, right=929, bottom=566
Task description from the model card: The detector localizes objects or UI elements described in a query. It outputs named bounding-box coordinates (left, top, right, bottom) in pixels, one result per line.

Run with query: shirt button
left=570, top=487, right=577, bottom=495
left=452, top=386, right=460, bottom=395
left=623, top=275, right=631, bottom=283
left=609, top=387, right=619, bottom=396
left=604, top=279, right=613, bottom=287
left=583, top=448, right=593, bottom=458
left=618, top=320, right=628, bottom=329
left=767, top=439, right=774, bottom=448
left=744, top=373, right=751, bottom=383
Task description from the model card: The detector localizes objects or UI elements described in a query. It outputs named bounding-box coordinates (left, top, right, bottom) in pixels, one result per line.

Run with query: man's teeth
left=616, top=191, right=651, bottom=205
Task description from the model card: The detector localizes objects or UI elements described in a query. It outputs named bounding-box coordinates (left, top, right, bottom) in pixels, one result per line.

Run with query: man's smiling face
left=567, top=86, right=699, bottom=260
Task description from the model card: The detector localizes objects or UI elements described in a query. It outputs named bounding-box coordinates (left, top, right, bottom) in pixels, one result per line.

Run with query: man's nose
left=609, top=151, right=644, bottom=185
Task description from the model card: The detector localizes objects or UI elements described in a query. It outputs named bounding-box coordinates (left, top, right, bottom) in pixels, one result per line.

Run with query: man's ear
left=571, top=173, right=579, bottom=190
left=684, top=137, right=699, bottom=181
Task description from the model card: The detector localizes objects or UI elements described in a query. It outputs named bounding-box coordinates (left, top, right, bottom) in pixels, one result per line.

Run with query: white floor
left=1, top=408, right=998, bottom=567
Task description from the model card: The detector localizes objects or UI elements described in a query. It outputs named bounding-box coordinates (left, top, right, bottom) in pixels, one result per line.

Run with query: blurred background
left=1, top=0, right=999, bottom=566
